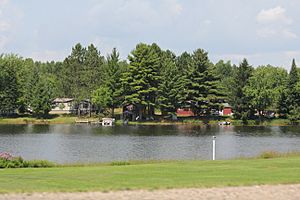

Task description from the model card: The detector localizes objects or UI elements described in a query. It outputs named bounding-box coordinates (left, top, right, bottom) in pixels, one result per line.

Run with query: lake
left=0, top=124, right=300, bottom=164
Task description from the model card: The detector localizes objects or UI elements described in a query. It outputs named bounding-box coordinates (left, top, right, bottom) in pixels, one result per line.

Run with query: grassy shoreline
left=0, top=115, right=297, bottom=126
left=0, top=156, right=300, bottom=193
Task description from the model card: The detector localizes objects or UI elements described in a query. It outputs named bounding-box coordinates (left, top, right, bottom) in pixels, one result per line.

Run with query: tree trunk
left=89, top=100, right=92, bottom=118
left=112, top=106, right=115, bottom=118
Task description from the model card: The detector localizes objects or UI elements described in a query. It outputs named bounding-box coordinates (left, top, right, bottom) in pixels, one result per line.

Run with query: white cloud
left=256, top=6, right=292, bottom=24
left=257, top=27, right=297, bottom=39
left=256, top=6, right=297, bottom=39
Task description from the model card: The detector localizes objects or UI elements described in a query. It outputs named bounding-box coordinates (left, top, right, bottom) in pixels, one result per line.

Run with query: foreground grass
left=0, top=157, right=300, bottom=193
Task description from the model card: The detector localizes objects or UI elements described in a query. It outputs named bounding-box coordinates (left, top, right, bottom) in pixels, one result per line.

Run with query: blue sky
left=0, top=0, right=299, bottom=69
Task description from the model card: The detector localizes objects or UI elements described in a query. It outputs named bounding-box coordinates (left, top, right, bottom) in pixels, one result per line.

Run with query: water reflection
left=0, top=124, right=300, bottom=163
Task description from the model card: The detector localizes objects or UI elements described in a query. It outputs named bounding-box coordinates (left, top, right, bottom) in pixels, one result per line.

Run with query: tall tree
left=214, top=60, right=234, bottom=101
left=158, top=50, right=186, bottom=115
left=286, top=59, right=300, bottom=121
left=185, top=49, right=222, bottom=115
left=29, top=76, right=56, bottom=117
left=0, top=55, right=20, bottom=115
left=122, top=43, right=161, bottom=120
left=229, top=58, right=253, bottom=121
left=103, top=48, right=125, bottom=116
left=62, top=43, right=86, bottom=100
left=244, top=65, right=288, bottom=118
left=91, top=87, right=112, bottom=115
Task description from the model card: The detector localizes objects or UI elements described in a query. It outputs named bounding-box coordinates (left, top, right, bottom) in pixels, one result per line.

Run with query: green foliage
left=214, top=60, right=235, bottom=100
left=0, top=43, right=297, bottom=121
left=229, top=59, right=254, bottom=121
left=244, top=65, right=287, bottom=117
left=103, top=48, right=126, bottom=116
left=158, top=50, right=186, bottom=115
left=62, top=43, right=104, bottom=102
left=122, top=43, right=161, bottom=119
left=0, top=157, right=54, bottom=168
left=286, top=59, right=300, bottom=122
left=91, top=87, right=112, bottom=114
left=0, top=55, right=21, bottom=115
left=185, top=49, right=223, bottom=115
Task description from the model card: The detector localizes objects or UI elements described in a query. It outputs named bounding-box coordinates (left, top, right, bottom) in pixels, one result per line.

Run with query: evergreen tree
left=185, top=49, right=222, bottom=115
left=158, top=50, right=186, bottom=115
left=62, top=43, right=86, bottom=100
left=0, top=55, right=20, bottom=115
left=122, top=43, right=161, bottom=120
left=30, top=76, right=56, bottom=117
left=103, top=48, right=125, bottom=116
left=286, top=59, right=300, bottom=121
left=83, top=44, right=104, bottom=96
left=229, top=59, right=253, bottom=121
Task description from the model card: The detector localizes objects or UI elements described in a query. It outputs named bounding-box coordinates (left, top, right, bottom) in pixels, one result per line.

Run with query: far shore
left=0, top=115, right=298, bottom=126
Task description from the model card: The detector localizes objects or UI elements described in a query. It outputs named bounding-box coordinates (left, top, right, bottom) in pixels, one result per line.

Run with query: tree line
left=0, top=42, right=299, bottom=122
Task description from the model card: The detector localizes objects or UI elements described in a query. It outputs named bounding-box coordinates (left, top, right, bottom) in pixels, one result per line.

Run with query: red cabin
left=221, top=103, right=232, bottom=116
left=176, top=108, right=195, bottom=116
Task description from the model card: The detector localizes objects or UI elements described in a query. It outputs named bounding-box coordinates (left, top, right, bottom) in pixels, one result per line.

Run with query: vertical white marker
left=212, top=136, right=216, bottom=160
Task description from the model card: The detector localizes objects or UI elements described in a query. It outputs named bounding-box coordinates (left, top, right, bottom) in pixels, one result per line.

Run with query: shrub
left=110, top=161, right=131, bottom=166
left=258, top=151, right=281, bottom=159
left=23, top=160, right=55, bottom=168
left=0, top=152, right=55, bottom=168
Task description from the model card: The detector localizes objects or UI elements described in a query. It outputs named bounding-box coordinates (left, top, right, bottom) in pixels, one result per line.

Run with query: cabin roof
left=53, top=98, right=74, bottom=103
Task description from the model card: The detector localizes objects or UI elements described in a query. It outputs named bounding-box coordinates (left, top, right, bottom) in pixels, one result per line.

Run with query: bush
left=258, top=151, right=281, bottom=159
left=110, top=161, right=131, bottom=166
left=0, top=152, right=55, bottom=168
left=23, top=160, right=55, bottom=168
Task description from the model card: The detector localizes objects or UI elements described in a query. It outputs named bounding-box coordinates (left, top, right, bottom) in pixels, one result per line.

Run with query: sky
left=0, top=0, right=299, bottom=69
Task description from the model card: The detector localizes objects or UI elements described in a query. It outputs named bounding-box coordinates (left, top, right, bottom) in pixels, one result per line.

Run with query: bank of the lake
left=0, top=157, right=300, bottom=193
left=0, top=115, right=298, bottom=126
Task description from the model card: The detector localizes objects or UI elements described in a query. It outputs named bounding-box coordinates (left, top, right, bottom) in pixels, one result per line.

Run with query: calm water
left=0, top=124, right=300, bottom=164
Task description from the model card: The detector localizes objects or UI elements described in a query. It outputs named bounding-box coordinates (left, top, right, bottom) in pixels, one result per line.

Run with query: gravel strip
left=0, top=184, right=300, bottom=200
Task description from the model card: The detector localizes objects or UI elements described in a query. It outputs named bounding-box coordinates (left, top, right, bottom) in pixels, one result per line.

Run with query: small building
left=102, top=118, right=115, bottom=126
left=176, top=108, right=195, bottom=117
left=50, top=98, right=75, bottom=114
left=50, top=98, right=94, bottom=115
left=220, top=103, right=233, bottom=116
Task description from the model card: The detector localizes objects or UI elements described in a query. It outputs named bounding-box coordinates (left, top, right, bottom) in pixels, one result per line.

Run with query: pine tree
left=30, top=76, right=56, bottom=117
left=287, top=59, right=300, bottom=122
left=185, top=49, right=223, bottom=115
left=62, top=43, right=86, bottom=101
left=103, top=48, right=124, bottom=117
left=122, top=43, right=161, bottom=120
left=0, top=55, right=20, bottom=115
left=158, top=50, right=186, bottom=115
left=229, top=58, right=253, bottom=121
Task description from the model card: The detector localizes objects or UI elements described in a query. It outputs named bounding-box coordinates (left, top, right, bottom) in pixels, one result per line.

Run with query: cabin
left=50, top=98, right=75, bottom=114
left=220, top=103, right=233, bottom=116
left=176, top=108, right=195, bottom=116
left=50, top=98, right=93, bottom=115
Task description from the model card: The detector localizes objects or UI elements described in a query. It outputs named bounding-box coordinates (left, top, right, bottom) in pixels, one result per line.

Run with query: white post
left=212, top=136, right=216, bottom=160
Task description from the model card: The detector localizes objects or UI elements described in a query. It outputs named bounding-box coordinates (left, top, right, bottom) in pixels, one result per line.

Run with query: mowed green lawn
left=0, top=157, right=300, bottom=193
